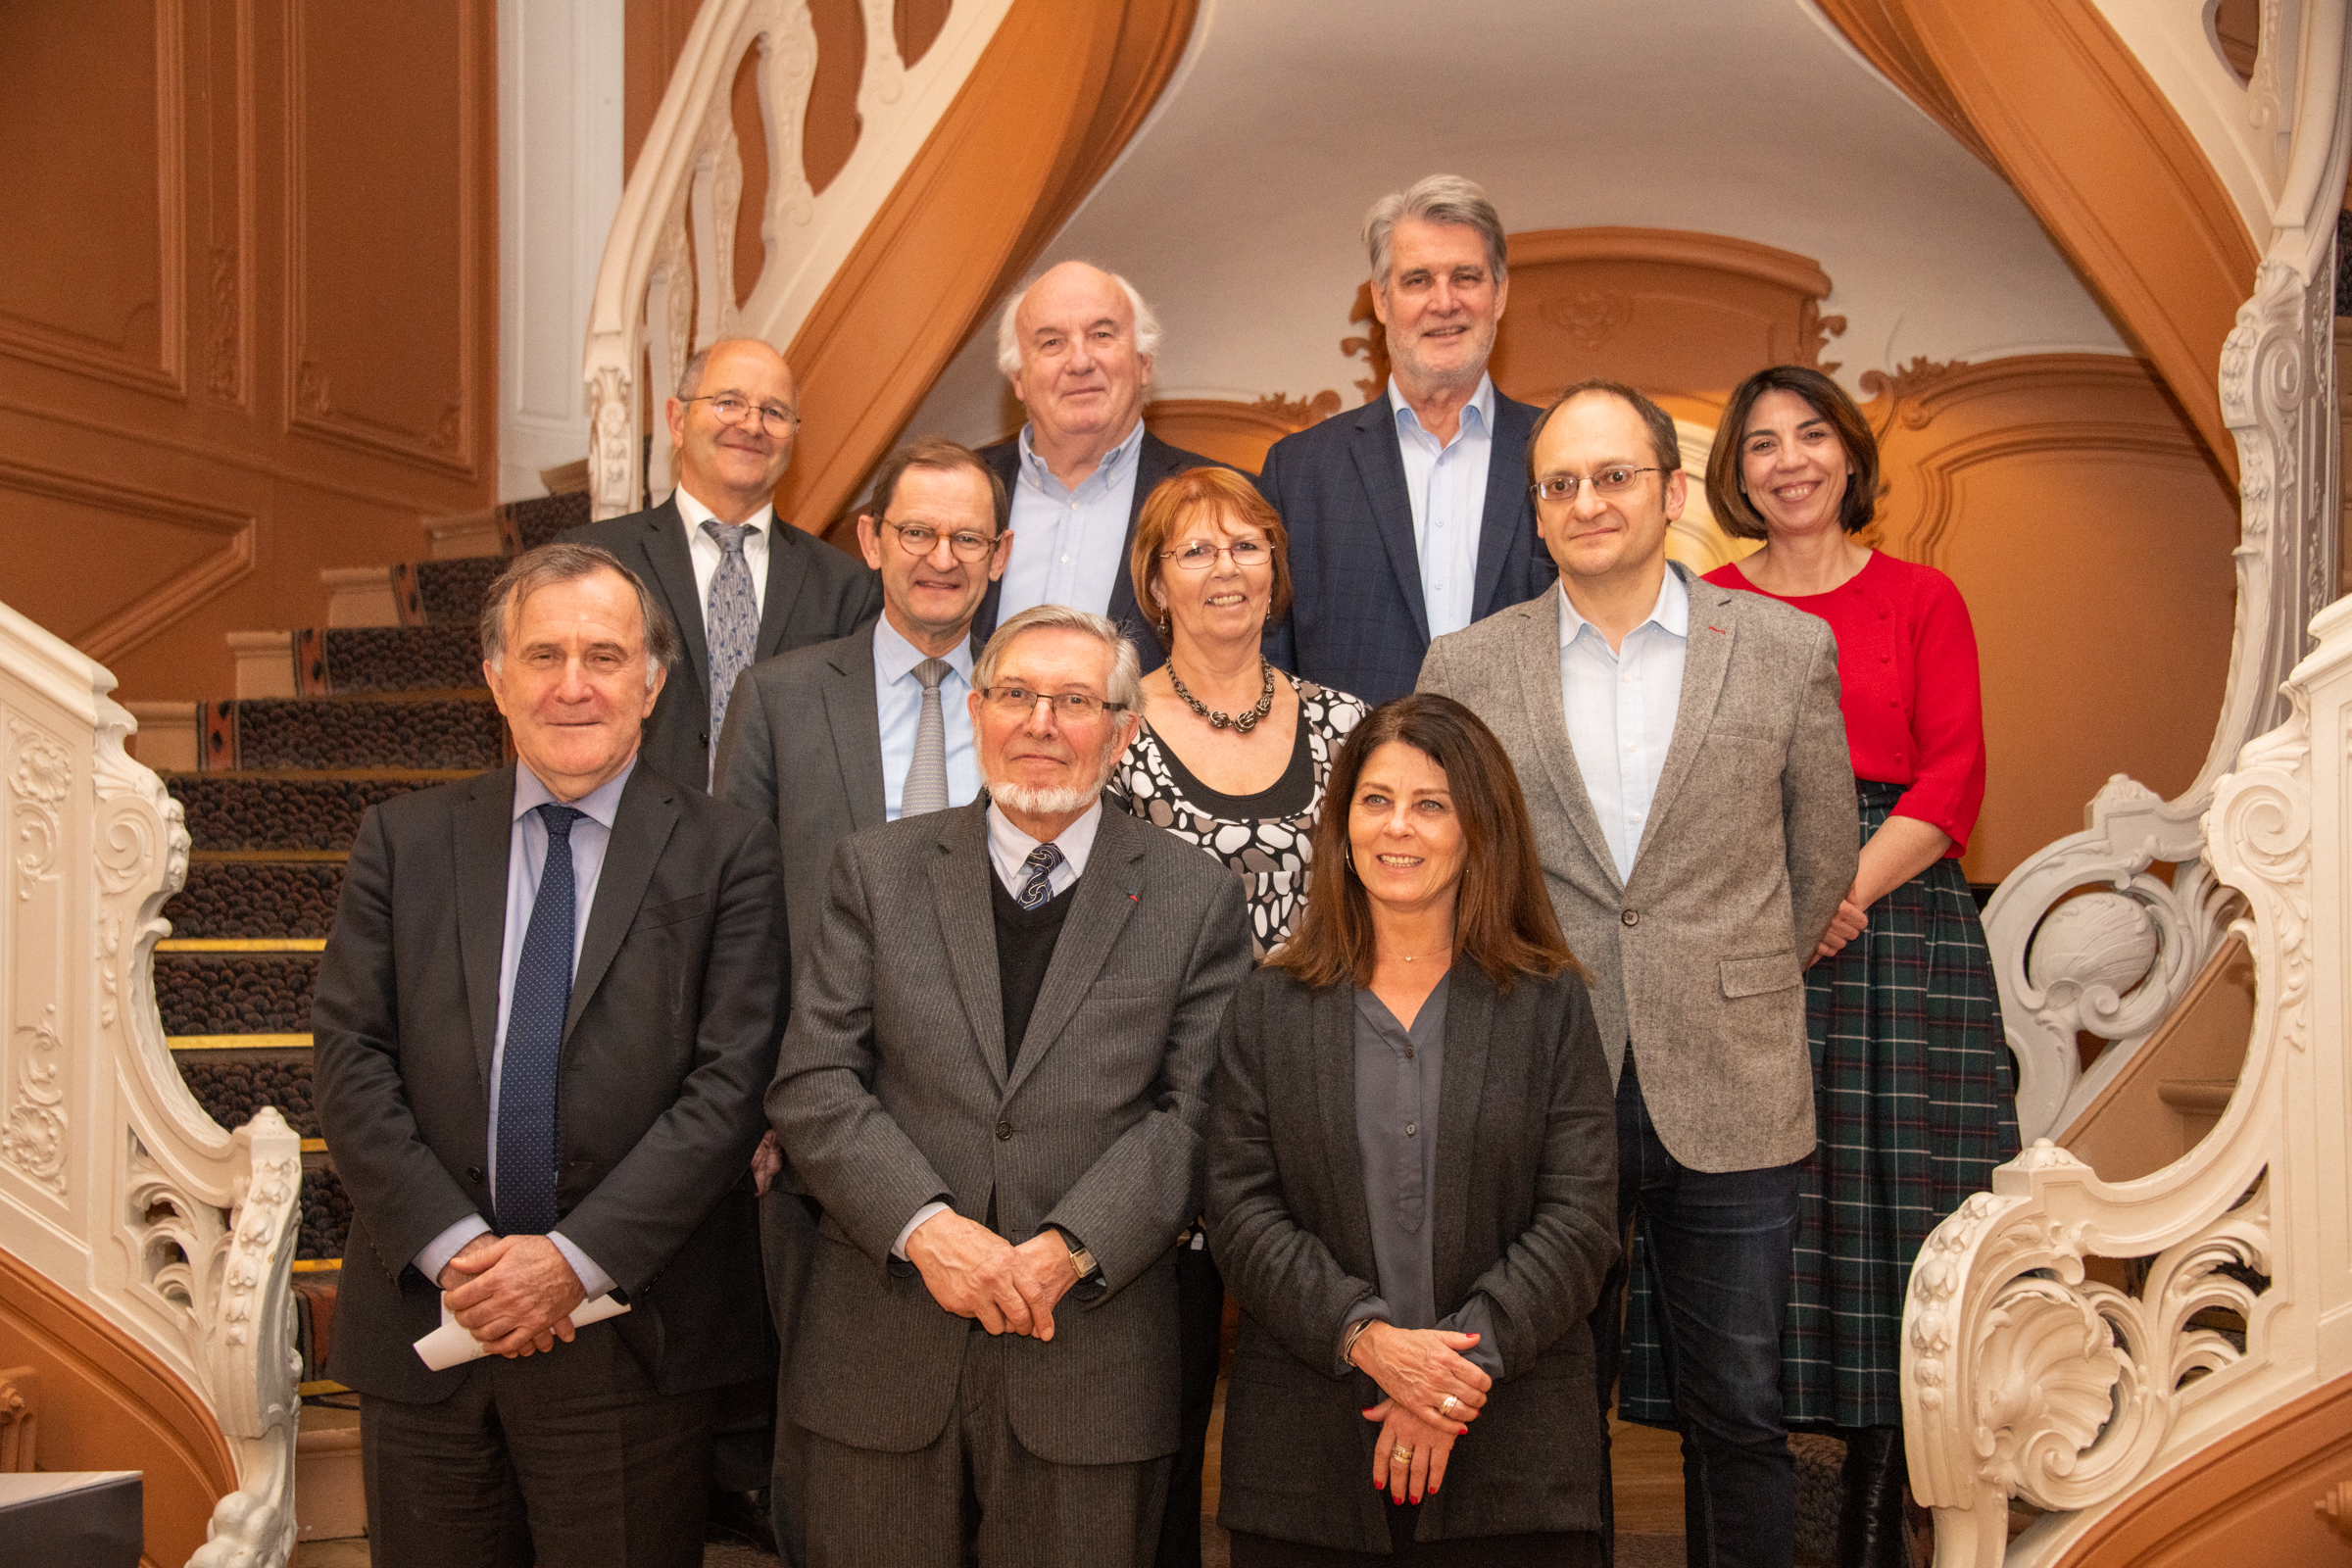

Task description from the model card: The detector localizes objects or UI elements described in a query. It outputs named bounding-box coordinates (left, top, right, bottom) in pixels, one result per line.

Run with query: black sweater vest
left=992, top=872, right=1075, bottom=1070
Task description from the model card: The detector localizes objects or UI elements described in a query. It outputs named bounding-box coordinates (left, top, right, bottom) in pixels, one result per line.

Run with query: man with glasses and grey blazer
left=769, top=605, right=1251, bottom=1567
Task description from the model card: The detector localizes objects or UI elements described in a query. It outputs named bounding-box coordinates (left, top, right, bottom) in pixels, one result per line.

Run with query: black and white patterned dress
left=1110, top=680, right=1367, bottom=956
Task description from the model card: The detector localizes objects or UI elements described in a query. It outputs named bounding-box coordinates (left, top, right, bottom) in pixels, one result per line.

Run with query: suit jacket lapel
left=1511, top=598, right=1620, bottom=890
left=641, top=500, right=710, bottom=703
left=824, top=624, right=888, bottom=830
left=754, top=521, right=813, bottom=661
left=1430, top=966, right=1492, bottom=1298
left=1108, top=434, right=1178, bottom=651
left=929, top=804, right=1008, bottom=1089
left=455, top=768, right=518, bottom=1081
left=564, top=765, right=676, bottom=1041
left=1635, top=567, right=1733, bottom=870
left=1348, top=404, right=1429, bottom=647
left=1003, top=809, right=1144, bottom=1100
left=1312, top=982, right=1377, bottom=1278
left=1469, top=396, right=1533, bottom=619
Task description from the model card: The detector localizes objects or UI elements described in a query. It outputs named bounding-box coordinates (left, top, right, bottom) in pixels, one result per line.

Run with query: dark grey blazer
left=313, top=762, right=790, bottom=1403
left=1206, top=960, right=1618, bottom=1553
left=710, top=620, right=912, bottom=990
left=1418, top=566, right=1858, bottom=1173
left=561, top=498, right=883, bottom=789
left=768, top=801, right=1252, bottom=1465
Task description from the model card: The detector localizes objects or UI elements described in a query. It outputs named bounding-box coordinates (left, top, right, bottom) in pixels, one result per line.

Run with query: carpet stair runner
left=156, top=492, right=583, bottom=1394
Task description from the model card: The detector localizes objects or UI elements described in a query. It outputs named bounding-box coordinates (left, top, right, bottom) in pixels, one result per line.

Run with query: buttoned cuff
left=416, top=1213, right=491, bottom=1287
left=548, top=1232, right=615, bottom=1299
left=894, top=1200, right=954, bottom=1261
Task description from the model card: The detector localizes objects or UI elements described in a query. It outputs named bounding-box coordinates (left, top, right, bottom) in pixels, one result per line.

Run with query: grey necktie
left=701, top=519, right=759, bottom=779
left=903, top=658, right=951, bottom=816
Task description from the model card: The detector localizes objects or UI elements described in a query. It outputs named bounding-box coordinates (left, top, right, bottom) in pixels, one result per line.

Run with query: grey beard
left=983, top=748, right=1120, bottom=818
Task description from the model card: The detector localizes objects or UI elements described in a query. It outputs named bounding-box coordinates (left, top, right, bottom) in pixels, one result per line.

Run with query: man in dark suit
left=973, top=262, right=1219, bottom=667
left=563, top=336, right=883, bottom=789
left=712, top=436, right=1007, bottom=1566
left=769, top=605, right=1252, bottom=1567
left=313, top=542, right=789, bottom=1568
left=1259, top=174, right=1556, bottom=705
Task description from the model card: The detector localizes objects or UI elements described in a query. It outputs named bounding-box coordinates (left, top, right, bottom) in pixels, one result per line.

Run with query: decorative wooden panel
left=0, top=0, right=185, bottom=395
left=1141, top=391, right=1341, bottom=475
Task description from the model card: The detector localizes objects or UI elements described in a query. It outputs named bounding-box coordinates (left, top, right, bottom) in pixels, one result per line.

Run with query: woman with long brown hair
left=1206, top=694, right=1618, bottom=1565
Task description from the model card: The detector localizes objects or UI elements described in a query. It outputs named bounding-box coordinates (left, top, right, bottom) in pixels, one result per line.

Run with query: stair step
left=397, top=556, right=503, bottom=626
left=207, top=695, right=506, bottom=771
left=157, top=950, right=318, bottom=1037
left=164, top=859, right=347, bottom=939
left=176, top=1049, right=318, bottom=1139
left=167, top=771, right=472, bottom=851
left=301, top=625, right=486, bottom=695
left=302, top=1152, right=351, bottom=1261
left=2159, top=1079, right=2236, bottom=1114
left=508, top=490, right=592, bottom=552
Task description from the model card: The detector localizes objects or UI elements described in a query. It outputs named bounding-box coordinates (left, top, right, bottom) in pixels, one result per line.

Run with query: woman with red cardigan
left=1704, top=366, right=2016, bottom=1567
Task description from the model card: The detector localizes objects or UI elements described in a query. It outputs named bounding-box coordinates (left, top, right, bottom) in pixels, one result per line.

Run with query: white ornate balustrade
left=0, top=599, right=301, bottom=1566
left=1984, top=0, right=2348, bottom=1145
left=582, top=0, right=1015, bottom=519
left=1905, top=7, right=2350, bottom=1560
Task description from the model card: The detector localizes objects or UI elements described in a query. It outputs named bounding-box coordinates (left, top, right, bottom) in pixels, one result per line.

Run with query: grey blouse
left=1340, top=976, right=1503, bottom=1380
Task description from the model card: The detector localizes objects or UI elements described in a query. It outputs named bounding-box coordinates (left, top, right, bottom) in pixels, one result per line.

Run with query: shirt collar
left=986, top=796, right=1103, bottom=880
left=1389, top=373, right=1495, bottom=440
left=672, top=482, right=774, bottom=539
left=1015, top=419, right=1145, bottom=493
left=514, top=754, right=635, bottom=829
left=873, top=610, right=975, bottom=686
left=1557, top=562, right=1690, bottom=650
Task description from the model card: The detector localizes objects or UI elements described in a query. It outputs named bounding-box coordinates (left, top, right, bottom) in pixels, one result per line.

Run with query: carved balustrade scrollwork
left=583, top=0, right=1015, bottom=520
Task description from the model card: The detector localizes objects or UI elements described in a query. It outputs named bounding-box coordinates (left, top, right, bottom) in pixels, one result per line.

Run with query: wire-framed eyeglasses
left=979, top=686, right=1127, bottom=720
left=1530, top=466, right=1664, bottom=504
left=681, top=394, right=799, bottom=437
left=1157, top=539, right=1270, bottom=571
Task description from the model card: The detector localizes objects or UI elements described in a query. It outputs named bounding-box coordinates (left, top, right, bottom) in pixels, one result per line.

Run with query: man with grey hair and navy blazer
left=1260, top=173, right=1556, bottom=705
left=769, top=605, right=1251, bottom=1567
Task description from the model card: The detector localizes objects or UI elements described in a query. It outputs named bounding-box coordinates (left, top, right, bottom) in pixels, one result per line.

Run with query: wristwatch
left=1062, top=1234, right=1098, bottom=1280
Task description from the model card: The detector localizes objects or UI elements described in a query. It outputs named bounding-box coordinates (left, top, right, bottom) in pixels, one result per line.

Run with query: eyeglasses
left=1530, top=466, right=1664, bottom=504
left=980, top=685, right=1127, bottom=720
left=882, top=519, right=1001, bottom=563
left=1158, top=539, right=1271, bottom=571
left=681, top=394, right=799, bottom=437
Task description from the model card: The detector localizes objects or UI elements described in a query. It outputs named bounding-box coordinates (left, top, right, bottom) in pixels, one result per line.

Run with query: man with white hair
left=1260, top=173, right=1556, bottom=705
left=973, top=262, right=1223, bottom=667
left=769, top=605, right=1251, bottom=1566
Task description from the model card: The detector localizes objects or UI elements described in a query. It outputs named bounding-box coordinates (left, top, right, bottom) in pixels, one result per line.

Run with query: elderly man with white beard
left=767, top=604, right=1253, bottom=1567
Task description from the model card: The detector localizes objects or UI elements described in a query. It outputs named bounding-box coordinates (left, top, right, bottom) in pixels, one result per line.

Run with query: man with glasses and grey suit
left=564, top=337, right=882, bottom=793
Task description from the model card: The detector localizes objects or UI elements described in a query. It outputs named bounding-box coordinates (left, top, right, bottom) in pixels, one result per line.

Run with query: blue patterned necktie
left=495, top=803, right=580, bottom=1235
left=702, top=519, right=760, bottom=781
left=1017, top=842, right=1063, bottom=910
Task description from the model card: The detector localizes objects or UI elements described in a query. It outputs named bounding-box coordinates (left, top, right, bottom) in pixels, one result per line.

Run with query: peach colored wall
left=0, top=0, right=500, bottom=704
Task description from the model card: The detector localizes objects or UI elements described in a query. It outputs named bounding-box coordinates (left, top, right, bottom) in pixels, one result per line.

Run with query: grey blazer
left=768, top=801, right=1253, bottom=1465
left=1207, top=961, right=1618, bottom=1553
left=711, top=620, right=913, bottom=989
left=1417, top=566, right=1857, bottom=1173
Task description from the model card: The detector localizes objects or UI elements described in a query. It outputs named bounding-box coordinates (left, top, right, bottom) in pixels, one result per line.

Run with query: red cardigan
left=1704, top=552, right=1984, bottom=856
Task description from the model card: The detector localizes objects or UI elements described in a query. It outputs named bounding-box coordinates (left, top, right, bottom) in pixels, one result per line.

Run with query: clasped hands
left=905, top=1209, right=1080, bottom=1340
left=1350, top=1321, right=1494, bottom=1505
left=438, top=1232, right=588, bottom=1358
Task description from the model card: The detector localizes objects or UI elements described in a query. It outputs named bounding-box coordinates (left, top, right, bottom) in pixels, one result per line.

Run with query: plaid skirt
left=1616, top=779, right=2019, bottom=1430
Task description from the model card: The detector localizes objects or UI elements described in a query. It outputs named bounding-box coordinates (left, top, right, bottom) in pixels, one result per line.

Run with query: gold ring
left=1440, top=1395, right=1458, bottom=1416
left=1392, top=1444, right=1413, bottom=1462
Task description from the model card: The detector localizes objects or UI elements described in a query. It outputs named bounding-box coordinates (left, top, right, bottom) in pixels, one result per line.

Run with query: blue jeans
left=1591, top=1058, right=1800, bottom=1568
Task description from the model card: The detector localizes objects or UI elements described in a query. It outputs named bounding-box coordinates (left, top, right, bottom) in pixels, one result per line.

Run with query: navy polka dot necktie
left=496, top=802, right=581, bottom=1235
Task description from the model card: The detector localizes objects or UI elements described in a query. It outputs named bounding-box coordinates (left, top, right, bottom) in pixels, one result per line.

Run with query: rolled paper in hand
left=413, top=1293, right=630, bottom=1371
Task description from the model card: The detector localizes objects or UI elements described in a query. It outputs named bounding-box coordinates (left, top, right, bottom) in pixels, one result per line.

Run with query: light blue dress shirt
left=414, top=759, right=634, bottom=1299
left=873, top=613, right=979, bottom=820
left=1392, top=374, right=1496, bottom=640
left=1558, top=569, right=1689, bottom=884
left=996, top=420, right=1146, bottom=622
left=893, top=799, right=1103, bottom=1257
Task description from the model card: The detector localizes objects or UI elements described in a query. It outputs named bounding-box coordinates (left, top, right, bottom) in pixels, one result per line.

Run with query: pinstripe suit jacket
left=1417, top=569, right=1858, bottom=1172
left=768, top=800, right=1253, bottom=1463
left=1259, top=391, right=1556, bottom=705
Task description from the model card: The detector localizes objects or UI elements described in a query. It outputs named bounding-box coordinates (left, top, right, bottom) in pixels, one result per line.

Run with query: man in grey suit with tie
left=1418, top=380, right=1857, bottom=1568
left=712, top=435, right=1008, bottom=1564
left=769, top=604, right=1252, bottom=1567
left=563, top=337, right=883, bottom=790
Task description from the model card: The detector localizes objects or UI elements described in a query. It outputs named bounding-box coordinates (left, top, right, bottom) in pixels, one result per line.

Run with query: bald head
left=996, top=263, right=1159, bottom=466
left=665, top=337, right=800, bottom=523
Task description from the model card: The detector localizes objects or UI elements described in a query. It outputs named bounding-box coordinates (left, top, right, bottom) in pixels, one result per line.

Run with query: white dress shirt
left=893, top=798, right=1104, bottom=1256
left=414, top=758, right=638, bottom=1298
left=873, top=613, right=979, bottom=820
left=1558, top=568, right=1689, bottom=884
left=996, top=421, right=1145, bottom=622
left=673, top=483, right=772, bottom=624
left=1392, top=374, right=1496, bottom=640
